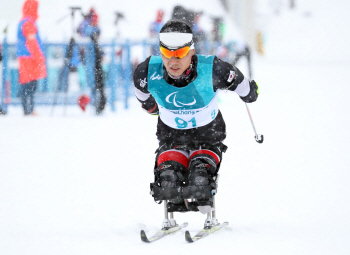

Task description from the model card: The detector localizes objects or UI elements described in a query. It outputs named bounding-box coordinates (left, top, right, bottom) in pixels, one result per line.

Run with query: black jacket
left=133, top=54, right=258, bottom=146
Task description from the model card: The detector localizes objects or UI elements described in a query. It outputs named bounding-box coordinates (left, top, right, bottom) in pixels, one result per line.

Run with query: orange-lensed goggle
left=159, top=41, right=193, bottom=59
left=160, top=46, right=191, bottom=59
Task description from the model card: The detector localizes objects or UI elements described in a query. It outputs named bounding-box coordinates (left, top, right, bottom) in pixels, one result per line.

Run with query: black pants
left=156, top=111, right=227, bottom=146
left=21, top=80, right=37, bottom=115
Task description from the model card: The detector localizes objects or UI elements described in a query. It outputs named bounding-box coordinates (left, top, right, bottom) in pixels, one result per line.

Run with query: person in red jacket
left=16, top=0, right=47, bottom=115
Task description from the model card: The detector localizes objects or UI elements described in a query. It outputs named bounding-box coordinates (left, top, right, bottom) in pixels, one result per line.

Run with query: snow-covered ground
left=1, top=0, right=350, bottom=254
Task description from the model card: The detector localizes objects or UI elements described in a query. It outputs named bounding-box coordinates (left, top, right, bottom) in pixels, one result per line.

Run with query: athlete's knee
left=155, top=149, right=189, bottom=188
left=188, top=148, right=221, bottom=186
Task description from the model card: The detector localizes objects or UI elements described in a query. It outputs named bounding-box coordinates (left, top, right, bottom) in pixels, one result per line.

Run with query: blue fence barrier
left=1, top=38, right=140, bottom=113
left=0, top=38, right=246, bottom=114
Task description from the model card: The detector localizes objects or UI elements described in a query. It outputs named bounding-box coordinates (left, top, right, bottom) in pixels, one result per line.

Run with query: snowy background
left=1, top=0, right=350, bottom=254
left=0, top=0, right=244, bottom=43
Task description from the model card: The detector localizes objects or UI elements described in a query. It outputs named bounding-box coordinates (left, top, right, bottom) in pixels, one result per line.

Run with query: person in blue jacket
left=149, top=9, right=164, bottom=55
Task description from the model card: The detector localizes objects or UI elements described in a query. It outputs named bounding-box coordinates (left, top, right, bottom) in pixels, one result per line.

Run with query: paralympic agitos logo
left=165, top=92, right=196, bottom=107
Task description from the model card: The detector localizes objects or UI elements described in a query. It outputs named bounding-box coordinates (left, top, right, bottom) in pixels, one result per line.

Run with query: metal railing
left=0, top=38, right=247, bottom=114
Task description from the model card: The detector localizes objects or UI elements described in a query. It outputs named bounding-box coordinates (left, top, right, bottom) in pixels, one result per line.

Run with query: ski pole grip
left=255, top=134, right=264, bottom=143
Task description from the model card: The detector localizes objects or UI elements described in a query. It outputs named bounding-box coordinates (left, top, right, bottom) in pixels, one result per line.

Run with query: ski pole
left=245, top=103, right=264, bottom=143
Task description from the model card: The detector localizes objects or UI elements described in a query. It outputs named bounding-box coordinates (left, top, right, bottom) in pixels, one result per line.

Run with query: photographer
left=78, top=8, right=106, bottom=114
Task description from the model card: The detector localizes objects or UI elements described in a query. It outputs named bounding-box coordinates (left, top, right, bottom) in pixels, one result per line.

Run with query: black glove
left=142, top=103, right=159, bottom=115
left=240, top=80, right=259, bottom=103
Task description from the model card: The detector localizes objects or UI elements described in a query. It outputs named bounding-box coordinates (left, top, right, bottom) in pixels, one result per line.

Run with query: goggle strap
left=159, top=40, right=193, bottom=51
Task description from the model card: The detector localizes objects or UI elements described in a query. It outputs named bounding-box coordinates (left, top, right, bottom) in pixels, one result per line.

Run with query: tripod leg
left=64, top=87, right=68, bottom=116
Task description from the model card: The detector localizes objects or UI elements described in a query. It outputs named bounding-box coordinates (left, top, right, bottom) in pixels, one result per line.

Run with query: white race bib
left=159, top=93, right=219, bottom=129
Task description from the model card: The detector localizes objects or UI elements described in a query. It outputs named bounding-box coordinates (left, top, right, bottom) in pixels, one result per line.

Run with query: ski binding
left=185, top=221, right=229, bottom=242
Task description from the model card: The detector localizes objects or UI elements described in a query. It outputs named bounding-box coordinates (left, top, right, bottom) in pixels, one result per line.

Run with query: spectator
left=149, top=9, right=164, bottom=55
left=78, top=8, right=100, bottom=39
left=212, top=17, right=224, bottom=44
left=192, top=12, right=207, bottom=54
left=16, top=0, right=47, bottom=116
